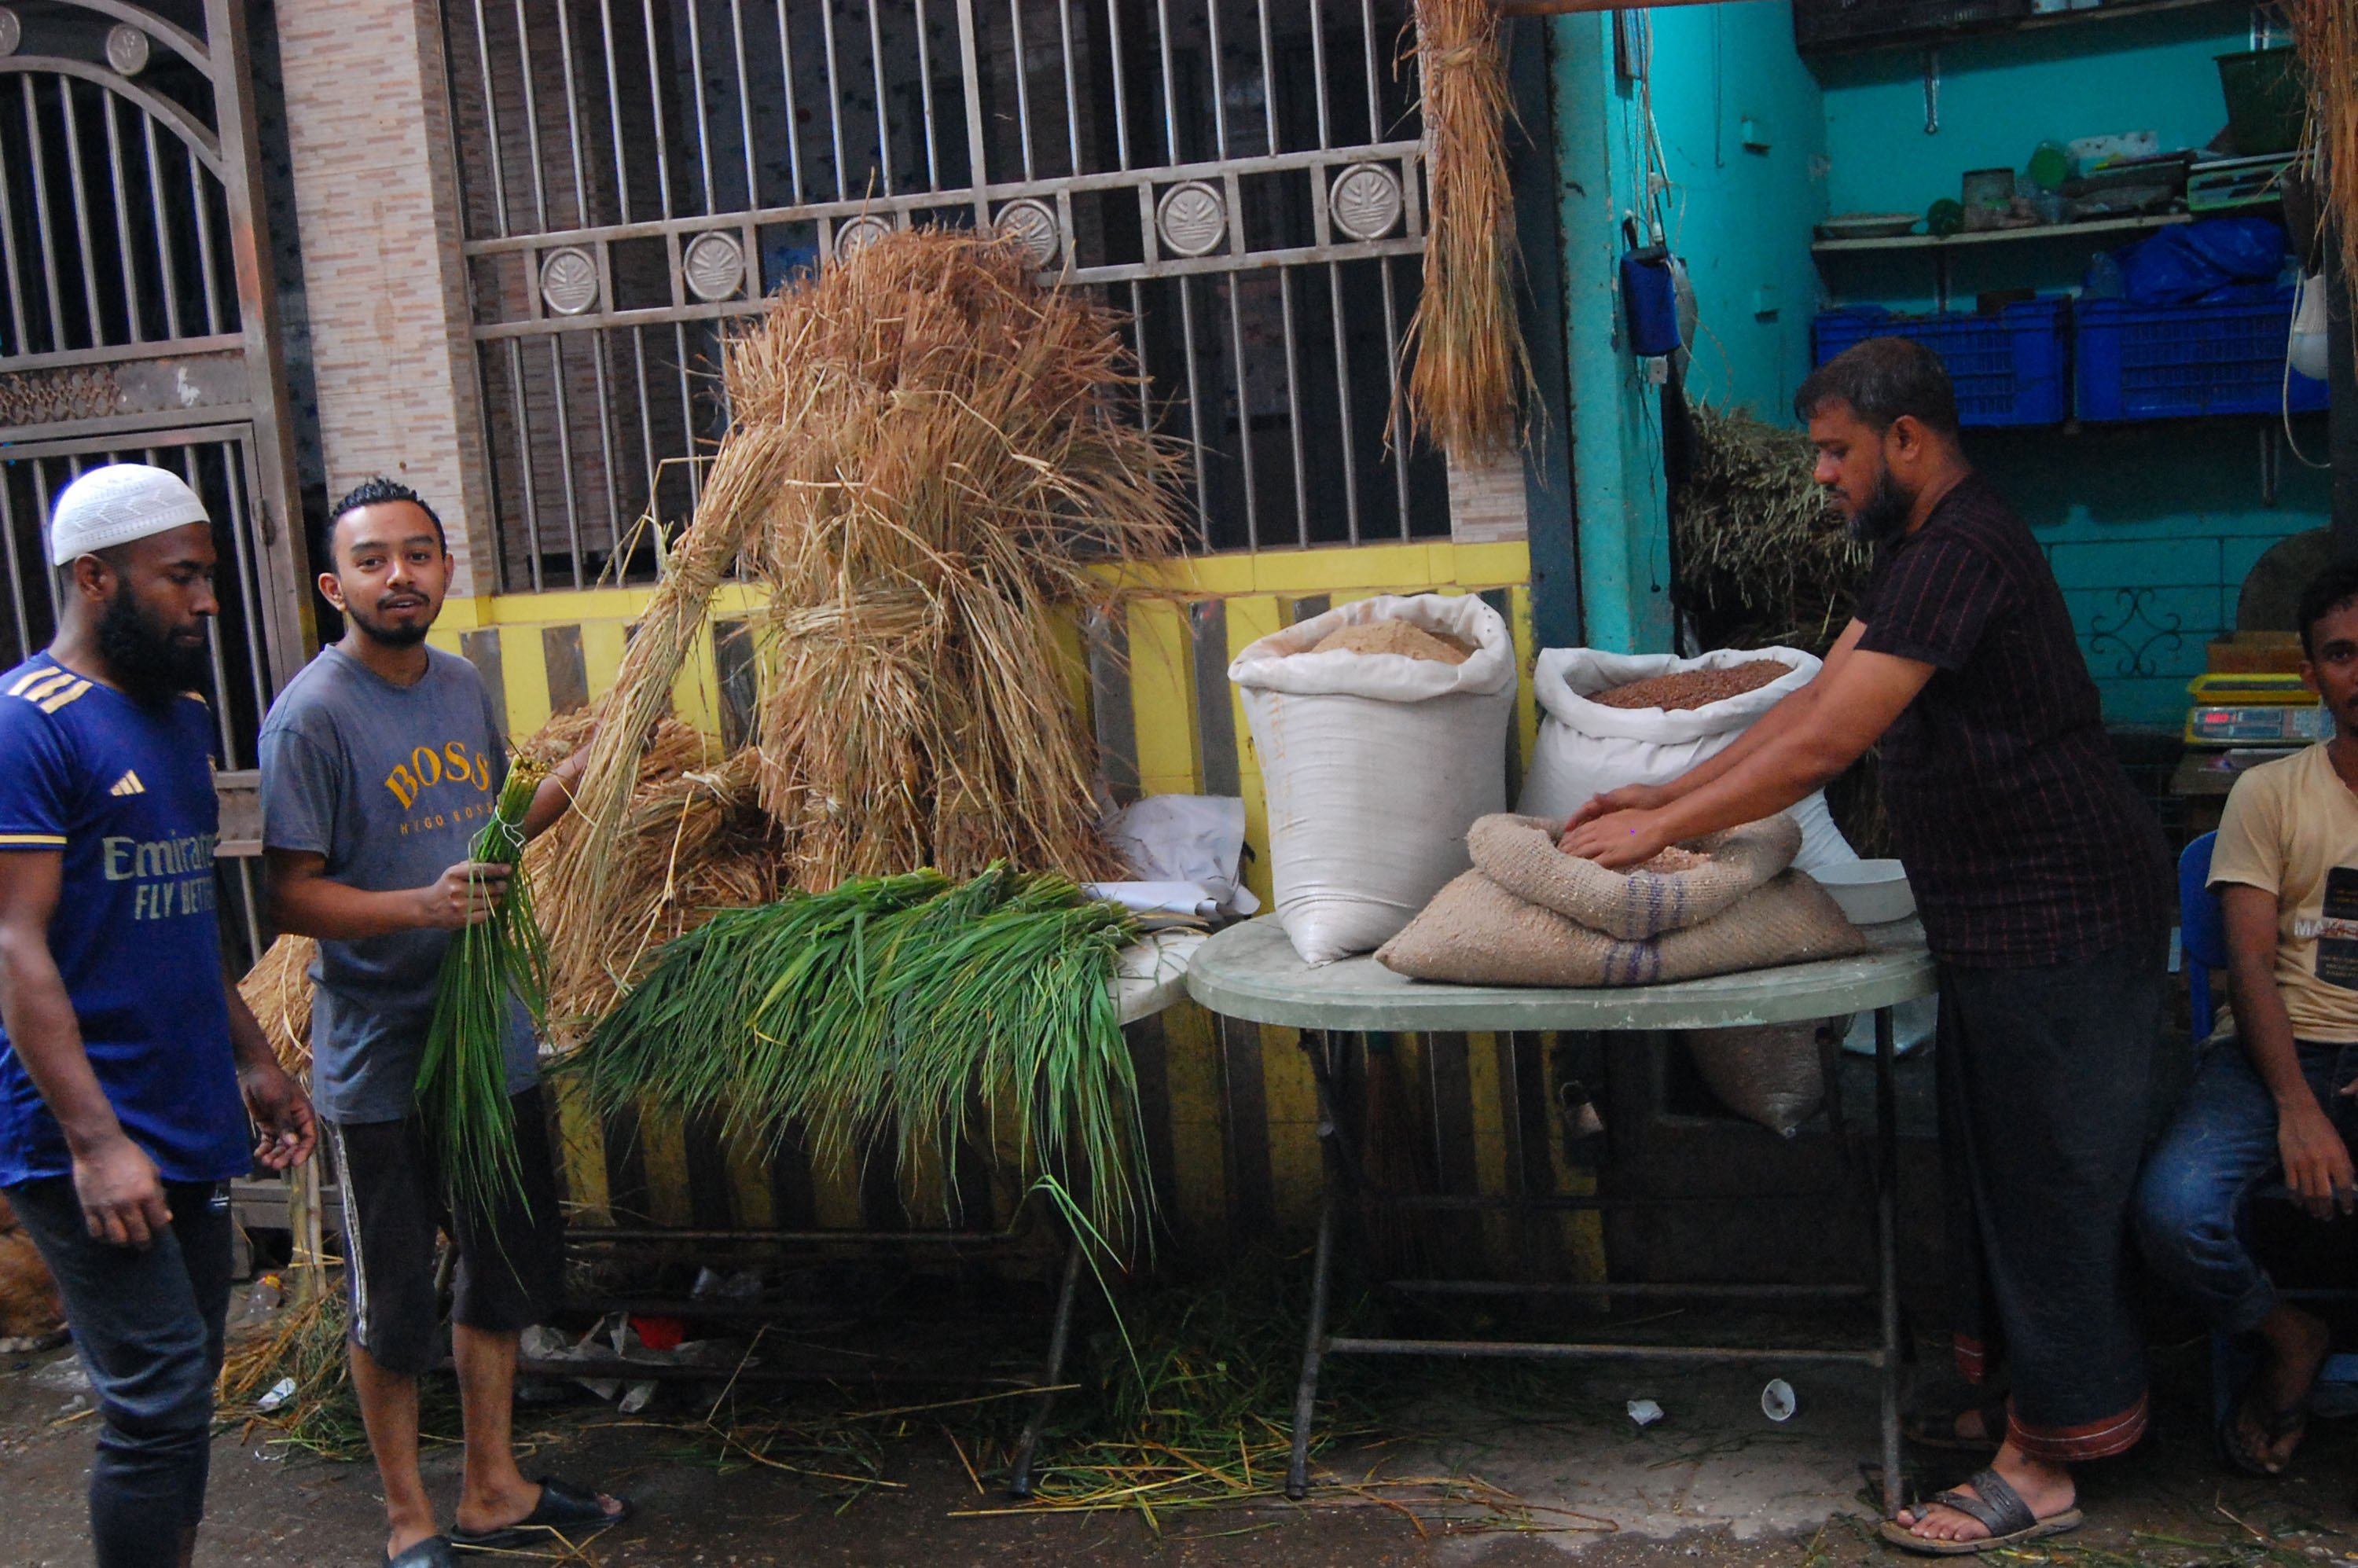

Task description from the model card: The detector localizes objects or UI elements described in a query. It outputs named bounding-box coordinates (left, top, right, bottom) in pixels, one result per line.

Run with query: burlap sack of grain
left=0, top=1190, right=64, bottom=1350
left=1684, top=1023, right=1833, bottom=1137
left=1519, top=648, right=1857, bottom=873
left=1231, top=594, right=1517, bottom=966
left=1375, top=817, right=1866, bottom=987
left=1467, top=813, right=1801, bottom=940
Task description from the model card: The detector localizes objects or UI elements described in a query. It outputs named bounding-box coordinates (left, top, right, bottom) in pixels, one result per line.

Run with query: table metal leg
left=1008, top=1233, right=1086, bottom=1500
left=1288, top=1029, right=1344, bottom=1502
left=1288, top=1184, right=1336, bottom=1500
left=1875, top=1004, right=1902, bottom=1518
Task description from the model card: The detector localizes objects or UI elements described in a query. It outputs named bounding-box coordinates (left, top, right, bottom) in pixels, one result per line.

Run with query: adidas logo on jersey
left=108, top=770, right=145, bottom=797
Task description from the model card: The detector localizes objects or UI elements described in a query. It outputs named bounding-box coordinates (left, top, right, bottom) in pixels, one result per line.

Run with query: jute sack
left=1376, top=820, right=1866, bottom=987
left=1231, top=593, right=1517, bottom=966
left=1685, top=1023, right=1830, bottom=1137
left=1467, top=814, right=1801, bottom=941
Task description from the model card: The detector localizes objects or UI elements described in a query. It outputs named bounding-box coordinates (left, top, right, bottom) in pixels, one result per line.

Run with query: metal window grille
left=443, top=0, right=1449, bottom=590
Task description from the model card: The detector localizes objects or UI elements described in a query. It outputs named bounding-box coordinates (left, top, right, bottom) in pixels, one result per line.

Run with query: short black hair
left=325, top=476, right=446, bottom=556
left=2297, top=560, right=2358, bottom=659
left=1794, top=336, right=1962, bottom=438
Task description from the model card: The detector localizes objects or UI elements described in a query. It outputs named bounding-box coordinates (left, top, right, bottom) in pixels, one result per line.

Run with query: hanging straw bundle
left=1401, top=0, right=1531, bottom=463
left=238, top=933, right=318, bottom=1079
left=2289, top=0, right=2355, bottom=284
left=567, top=865, right=1148, bottom=1243
left=737, top=228, right=1186, bottom=887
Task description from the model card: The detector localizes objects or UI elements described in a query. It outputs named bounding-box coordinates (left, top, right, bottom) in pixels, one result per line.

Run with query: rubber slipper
left=448, top=1476, right=633, bottom=1553
left=385, top=1539, right=461, bottom=1568
left=1877, top=1467, right=2081, bottom=1557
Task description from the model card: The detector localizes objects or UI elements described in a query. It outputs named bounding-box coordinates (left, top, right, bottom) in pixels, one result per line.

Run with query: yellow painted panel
left=670, top=623, right=722, bottom=739
left=1158, top=1002, right=1229, bottom=1245
left=1238, top=777, right=1273, bottom=909
left=1259, top=1025, right=1322, bottom=1234
left=425, top=627, right=463, bottom=655
left=1126, top=599, right=1196, bottom=790
left=552, top=1076, right=612, bottom=1225
left=1224, top=595, right=1281, bottom=789
left=725, top=1132, right=775, bottom=1229
left=503, top=630, right=556, bottom=742
left=810, top=1144, right=865, bottom=1231
left=1466, top=1033, right=1512, bottom=1265
left=579, top=619, right=629, bottom=705
left=635, top=1103, right=695, bottom=1228
left=1510, top=586, right=1540, bottom=773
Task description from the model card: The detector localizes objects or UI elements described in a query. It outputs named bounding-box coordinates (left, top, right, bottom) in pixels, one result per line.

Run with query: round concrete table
left=1186, top=916, right=1937, bottom=1512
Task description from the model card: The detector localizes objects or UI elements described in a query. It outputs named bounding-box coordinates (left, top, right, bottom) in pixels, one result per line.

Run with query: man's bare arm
left=0, top=850, right=171, bottom=1246
left=2220, top=881, right=2352, bottom=1217
left=266, top=846, right=505, bottom=941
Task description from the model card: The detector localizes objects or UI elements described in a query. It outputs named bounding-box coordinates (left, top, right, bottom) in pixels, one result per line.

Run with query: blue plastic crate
left=1812, top=299, right=2070, bottom=427
left=2077, top=288, right=2324, bottom=420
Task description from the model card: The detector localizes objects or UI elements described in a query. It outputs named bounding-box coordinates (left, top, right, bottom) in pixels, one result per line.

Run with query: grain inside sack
left=1376, top=812, right=1865, bottom=987
left=1589, top=658, right=1791, bottom=711
left=1309, top=620, right=1475, bottom=664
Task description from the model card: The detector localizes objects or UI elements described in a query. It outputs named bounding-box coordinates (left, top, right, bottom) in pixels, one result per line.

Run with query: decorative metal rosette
left=681, top=230, right=746, bottom=302
left=994, top=198, right=1060, bottom=267
left=1329, top=162, right=1402, bottom=241
left=1155, top=181, right=1227, bottom=258
left=537, top=247, right=599, bottom=317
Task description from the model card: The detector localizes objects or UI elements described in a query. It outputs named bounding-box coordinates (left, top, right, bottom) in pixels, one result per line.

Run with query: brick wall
left=275, top=0, right=498, bottom=594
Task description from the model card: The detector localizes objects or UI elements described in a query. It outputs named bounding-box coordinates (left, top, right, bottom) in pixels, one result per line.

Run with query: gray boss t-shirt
left=258, top=645, right=537, bottom=1125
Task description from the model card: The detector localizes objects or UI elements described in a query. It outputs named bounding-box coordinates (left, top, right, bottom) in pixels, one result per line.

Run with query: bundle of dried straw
left=1402, top=0, right=1531, bottom=463
left=525, top=711, right=777, bottom=1039
left=740, top=230, right=1186, bottom=887
left=2290, top=1, right=2353, bottom=282
left=238, top=933, right=318, bottom=1079
left=1672, top=403, right=1866, bottom=655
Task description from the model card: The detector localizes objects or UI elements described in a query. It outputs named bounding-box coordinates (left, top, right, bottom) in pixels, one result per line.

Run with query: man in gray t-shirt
left=260, top=479, right=628, bottom=1568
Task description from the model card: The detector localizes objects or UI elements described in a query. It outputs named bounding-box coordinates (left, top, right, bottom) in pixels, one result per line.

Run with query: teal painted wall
left=1553, top=13, right=1677, bottom=655
left=1549, top=3, right=1827, bottom=653
left=1809, top=4, right=2322, bottom=728
left=1646, top=2, right=1830, bottom=420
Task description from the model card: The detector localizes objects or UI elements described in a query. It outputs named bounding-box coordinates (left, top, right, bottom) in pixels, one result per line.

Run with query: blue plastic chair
left=2182, top=830, right=2358, bottom=1419
left=2182, top=832, right=2225, bottom=1040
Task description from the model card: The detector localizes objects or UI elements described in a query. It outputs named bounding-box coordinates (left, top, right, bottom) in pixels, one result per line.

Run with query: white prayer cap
left=46, top=463, right=211, bottom=566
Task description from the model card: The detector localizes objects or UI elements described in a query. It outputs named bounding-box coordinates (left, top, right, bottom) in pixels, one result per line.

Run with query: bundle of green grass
left=565, top=865, right=1148, bottom=1243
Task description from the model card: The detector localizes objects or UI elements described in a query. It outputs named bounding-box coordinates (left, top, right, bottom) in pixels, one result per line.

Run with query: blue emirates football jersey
left=0, top=655, right=246, bottom=1187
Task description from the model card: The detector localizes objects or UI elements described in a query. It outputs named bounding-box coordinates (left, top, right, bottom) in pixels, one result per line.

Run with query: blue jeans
left=5, top=1175, right=232, bottom=1568
left=2134, top=1037, right=2358, bottom=1335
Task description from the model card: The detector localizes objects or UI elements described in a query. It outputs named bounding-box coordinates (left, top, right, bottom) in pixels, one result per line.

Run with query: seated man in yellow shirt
left=2136, top=561, right=2358, bottom=1481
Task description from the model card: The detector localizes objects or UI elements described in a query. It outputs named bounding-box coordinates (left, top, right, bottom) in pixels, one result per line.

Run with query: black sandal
left=384, top=1539, right=460, bottom=1568
left=447, top=1477, right=634, bottom=1553
left=1879, top=1467, right=2082, bottom=1556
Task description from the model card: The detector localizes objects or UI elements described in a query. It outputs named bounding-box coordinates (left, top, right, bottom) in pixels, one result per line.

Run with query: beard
left=1846, top=465, right=1915, bottom=545
left=341, top=593, right=433, bottom=648
left=97, top=583, right=213, bottom=709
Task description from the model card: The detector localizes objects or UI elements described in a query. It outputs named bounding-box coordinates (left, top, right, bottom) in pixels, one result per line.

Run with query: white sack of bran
left=1518, top=648, right=1858, bottom=873
left=1230, top=593, right=1517, bottom=966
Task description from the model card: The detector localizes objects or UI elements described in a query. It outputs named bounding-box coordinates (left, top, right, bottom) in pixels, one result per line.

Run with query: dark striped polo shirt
left=1857, top=472, right=2170, bottom=968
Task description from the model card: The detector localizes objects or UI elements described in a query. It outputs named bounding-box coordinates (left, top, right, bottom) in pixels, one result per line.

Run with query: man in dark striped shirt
left=1566, top=336, right=2170, bottom=1553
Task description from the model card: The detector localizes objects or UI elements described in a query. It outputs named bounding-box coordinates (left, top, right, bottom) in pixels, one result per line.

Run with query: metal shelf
left=1797, top=0, right=2244, bottom=57
left=1813, top=211, right=2191, bottom=255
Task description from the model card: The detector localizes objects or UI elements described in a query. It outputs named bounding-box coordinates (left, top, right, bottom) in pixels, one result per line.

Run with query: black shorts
left=327, top=1086, right=565, bottom=1376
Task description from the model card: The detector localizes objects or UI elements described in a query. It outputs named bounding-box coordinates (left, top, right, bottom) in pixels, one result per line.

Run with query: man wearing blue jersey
left=0, top=463, right=315, bottom=1568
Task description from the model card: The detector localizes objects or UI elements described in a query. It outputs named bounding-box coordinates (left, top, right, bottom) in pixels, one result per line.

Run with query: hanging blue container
left=1621, top=246, right=1682, bottom=357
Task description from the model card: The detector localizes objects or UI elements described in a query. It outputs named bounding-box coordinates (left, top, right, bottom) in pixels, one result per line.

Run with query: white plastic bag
left=1231, top=594, right=1517, bottom=965
left=1517, top=647, right=1858, bottom=872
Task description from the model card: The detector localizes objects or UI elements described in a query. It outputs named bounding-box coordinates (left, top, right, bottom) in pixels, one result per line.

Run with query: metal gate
left=0, top=0, right=314, bottom=957
left=443, top=0, right=1448, bottom=590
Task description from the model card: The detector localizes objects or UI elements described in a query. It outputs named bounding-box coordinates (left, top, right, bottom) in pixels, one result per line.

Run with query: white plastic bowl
left=1807, top=859, right=1915, bottom=925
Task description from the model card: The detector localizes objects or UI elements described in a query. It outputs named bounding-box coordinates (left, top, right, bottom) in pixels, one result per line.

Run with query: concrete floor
left=7, top=1314, right=2358, bottom=1568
